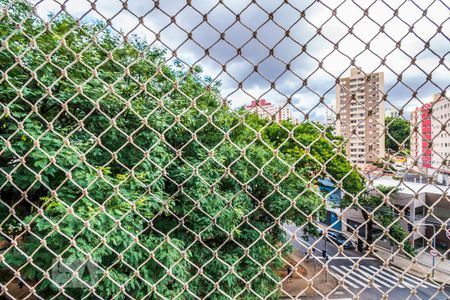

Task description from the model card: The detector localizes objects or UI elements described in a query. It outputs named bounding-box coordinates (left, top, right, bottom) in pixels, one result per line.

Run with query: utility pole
left=323, top=237, right=328, bottom=282
left=390, top=207, right=395, bottom=262
left=390, top=241, right=394, bottom=262
left=312, top=247, right=316, bottom=274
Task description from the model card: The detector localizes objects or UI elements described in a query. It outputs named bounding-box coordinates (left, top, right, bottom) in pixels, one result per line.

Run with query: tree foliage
left=1, top=1, right=362, bottom=299
left=347, top=185, right=415, bottom=256
left=385, top=116, right=411, bottom=153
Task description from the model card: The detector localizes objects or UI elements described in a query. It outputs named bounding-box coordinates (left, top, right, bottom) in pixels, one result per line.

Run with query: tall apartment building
left=335, top=68, right=385, bottom=164
left=410, top=92, right=449, bottom=185
left=410, top=103, right=432, bottom=169
left=245, top=99, right=293, bottom=122
left=430, top=93, right=450, bottom=185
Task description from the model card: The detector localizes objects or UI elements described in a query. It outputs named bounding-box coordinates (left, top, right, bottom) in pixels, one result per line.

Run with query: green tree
left=385, top=116, right=411, bottom=154
left=0, top=2, right=365, bottom=299
left=0, top=1, right=370, bottom=299
left=342, top=185, right=414, bottom=256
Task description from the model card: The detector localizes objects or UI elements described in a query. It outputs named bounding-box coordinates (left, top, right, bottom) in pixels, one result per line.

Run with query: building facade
left=245, top=99, right=293, bottom=122
left=325, top=104, right=336, bottom=127
left=410, top=93, right=449, bottom=185
left=337, top=178, right=449, bottom=256
left=410, top=103, right=432, bottom=169
left=385, top=107, right=400, bottom=118
left=335, top=68, right=385, bottom=164
left=318, top=178, right=343, bottom=231
left=410, top=108, right=420, bottom=163
left=431, top=93, right=450, bottom=185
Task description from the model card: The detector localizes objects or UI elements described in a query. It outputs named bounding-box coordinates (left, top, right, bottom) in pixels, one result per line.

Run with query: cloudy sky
left=29, top=0, right=449, bottom=121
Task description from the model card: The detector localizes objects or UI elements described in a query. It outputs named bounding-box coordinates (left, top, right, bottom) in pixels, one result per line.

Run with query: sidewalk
left=280, top=251, right=337, bottom=298
left=374, top=245, right=450, bottom=285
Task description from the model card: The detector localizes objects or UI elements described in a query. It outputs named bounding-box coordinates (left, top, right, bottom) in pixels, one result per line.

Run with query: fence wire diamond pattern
left=0, top=0, right=449, bottom=299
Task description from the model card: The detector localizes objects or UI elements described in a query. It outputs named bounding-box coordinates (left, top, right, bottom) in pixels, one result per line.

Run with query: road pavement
left=402, top=173, right=429, bottom=184
left=284, top=224, right=450, bottom=300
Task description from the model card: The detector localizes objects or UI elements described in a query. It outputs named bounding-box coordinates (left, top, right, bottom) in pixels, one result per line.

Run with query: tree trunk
left=360, top=210, right=373, bottom=248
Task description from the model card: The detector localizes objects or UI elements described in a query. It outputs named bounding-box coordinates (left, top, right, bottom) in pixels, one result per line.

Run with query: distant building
left=339, top=177, right=450, bottom=253
left=318, top=178, right=342, bottom=206
left=410, top=103, right=432, bottom=169
left=368, top=177, right=449, bottom=253
left=430, top=93, right=450, bottom=185
left=325, top=104, right=336, bottom=127
left=411, top=92, right=449, bottom=185
left=318, top=178, right=343, bottom=231
left=245, top=99, right=293, bottom=122
left=385, top=107, right=400, bottom=118
left=335, top=68, right=385, bottom=165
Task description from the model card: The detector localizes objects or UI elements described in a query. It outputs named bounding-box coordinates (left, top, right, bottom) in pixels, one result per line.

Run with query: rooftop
left=372, top=176, right=450, bottom=196
left=245, top=99, right=272, bottom=109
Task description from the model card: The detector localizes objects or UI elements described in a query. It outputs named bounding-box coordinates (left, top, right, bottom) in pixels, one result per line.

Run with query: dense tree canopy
left=385, top=116, right=411, bottom=154
left=1, top=1, right=363, bottom=299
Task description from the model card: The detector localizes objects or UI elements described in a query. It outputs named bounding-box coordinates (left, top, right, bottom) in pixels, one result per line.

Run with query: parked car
left=326, top=231, right=354, bottom=250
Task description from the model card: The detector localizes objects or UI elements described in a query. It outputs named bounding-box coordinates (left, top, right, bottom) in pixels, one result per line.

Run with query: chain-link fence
left=0, top=0, right=449, bottom=299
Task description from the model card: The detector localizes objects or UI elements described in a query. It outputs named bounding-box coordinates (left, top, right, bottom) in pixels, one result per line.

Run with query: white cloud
left=27, top=0, right=448, bottom=120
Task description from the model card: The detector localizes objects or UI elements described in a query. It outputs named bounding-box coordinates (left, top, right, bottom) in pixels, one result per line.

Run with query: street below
left=284, top=224, right=450, bottom=300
